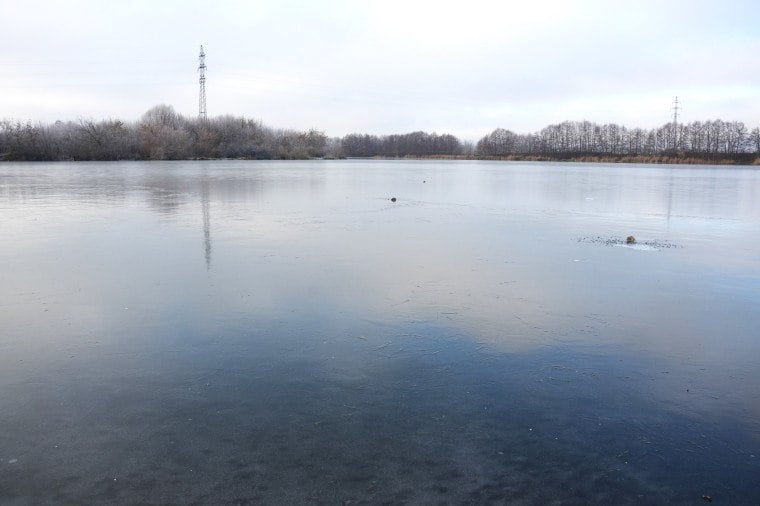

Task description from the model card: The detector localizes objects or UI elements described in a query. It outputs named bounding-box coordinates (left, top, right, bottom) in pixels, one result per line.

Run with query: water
left=1, top=160, right=758, bottom=504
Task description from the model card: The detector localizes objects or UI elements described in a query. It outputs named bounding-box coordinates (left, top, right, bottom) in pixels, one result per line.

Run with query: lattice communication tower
left=199, top=45, right=207, bottom=120
left=672, top=96, right=680, bottom=148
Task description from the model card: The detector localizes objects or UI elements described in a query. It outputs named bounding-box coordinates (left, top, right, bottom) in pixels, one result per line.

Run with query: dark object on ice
left=626, top=235, right=636, bottom=244
left=702, top=495, right=713, bottom=502
left=391, top=197, right=397, bottom=202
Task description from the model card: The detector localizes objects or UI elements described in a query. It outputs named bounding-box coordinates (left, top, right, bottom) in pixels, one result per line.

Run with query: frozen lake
left=1, top=160, right=759, bottom=504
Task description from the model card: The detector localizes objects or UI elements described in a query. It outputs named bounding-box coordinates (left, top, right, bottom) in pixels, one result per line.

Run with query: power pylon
left=672, top=96, right=680, bottom=149
left=198, top=45, right=207, bottom=121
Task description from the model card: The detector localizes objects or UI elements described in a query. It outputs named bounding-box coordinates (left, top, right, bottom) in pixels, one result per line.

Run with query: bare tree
left=750, top=128, right=760, bottom=155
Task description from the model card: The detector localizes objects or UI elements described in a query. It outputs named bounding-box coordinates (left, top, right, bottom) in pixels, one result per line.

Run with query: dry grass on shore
left=358, top=154, right=758, bottom=165
left=476, top=154, right=757, bottom=165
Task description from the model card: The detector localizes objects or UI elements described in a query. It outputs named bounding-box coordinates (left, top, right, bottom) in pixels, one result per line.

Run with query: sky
left=1, top=0, right=758, bottom=139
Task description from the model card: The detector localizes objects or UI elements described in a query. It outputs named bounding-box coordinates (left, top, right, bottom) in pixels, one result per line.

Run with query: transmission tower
left=672, top=96, right=680, bottom=149
left=198, top=45, right=207, bottom=121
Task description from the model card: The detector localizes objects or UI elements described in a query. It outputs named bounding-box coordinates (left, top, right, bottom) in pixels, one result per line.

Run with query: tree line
left=2, top=104, right=758, bottom=163
left=340, top=131, right=465, bottom=157
left=476, top=120, right=760, bottom=162
left=0, top=105, right=331, bottom=161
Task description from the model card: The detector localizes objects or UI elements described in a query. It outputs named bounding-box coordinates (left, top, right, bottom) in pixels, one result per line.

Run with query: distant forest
left=1, top=104, right=759, bottom=164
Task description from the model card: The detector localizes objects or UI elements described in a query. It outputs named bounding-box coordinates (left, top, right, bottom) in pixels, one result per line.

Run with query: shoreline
left=371, top=154, right=760, bottom=165
left=2, top=154, right=758, bottom=166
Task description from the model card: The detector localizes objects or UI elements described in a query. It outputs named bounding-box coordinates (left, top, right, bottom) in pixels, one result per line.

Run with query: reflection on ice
left=200, top=175, right=212, bottom=269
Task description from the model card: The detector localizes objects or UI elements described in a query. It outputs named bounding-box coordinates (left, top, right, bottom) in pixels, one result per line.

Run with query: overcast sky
left=1, top=0, right=758, bottom=139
